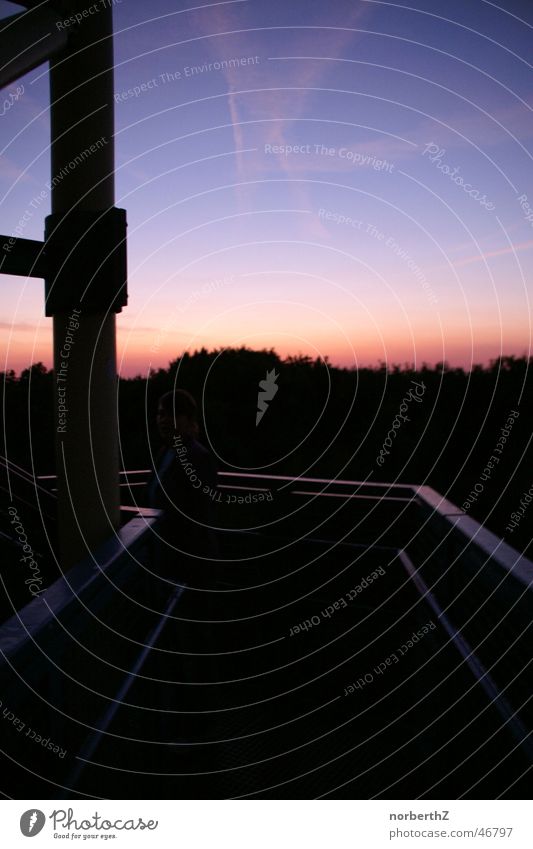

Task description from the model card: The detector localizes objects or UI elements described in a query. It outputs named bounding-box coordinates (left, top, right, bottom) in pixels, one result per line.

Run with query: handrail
left=37, top=468, right=418, bottom=489
left=0, top=513, right=160, bottom=674
left=29, top=468, right=533, bottom=592
left=0, top=476, right=531, bottom=795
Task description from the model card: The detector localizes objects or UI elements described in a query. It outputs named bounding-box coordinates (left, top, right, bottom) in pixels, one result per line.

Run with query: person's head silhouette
left=156, top=389, right=199, bottom=444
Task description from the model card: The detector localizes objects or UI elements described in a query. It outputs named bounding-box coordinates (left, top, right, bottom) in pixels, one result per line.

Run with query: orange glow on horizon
left=1, top=315, right=530, bottom=377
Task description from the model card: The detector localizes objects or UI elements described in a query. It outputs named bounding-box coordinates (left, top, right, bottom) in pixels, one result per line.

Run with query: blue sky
left=1, top=0, right=532, bottom=374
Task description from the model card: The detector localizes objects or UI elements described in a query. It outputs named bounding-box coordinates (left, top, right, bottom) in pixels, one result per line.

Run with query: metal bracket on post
left=44, top=207, right=127, bottom=315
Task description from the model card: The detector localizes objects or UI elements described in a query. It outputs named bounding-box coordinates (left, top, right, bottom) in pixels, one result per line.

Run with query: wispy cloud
left=413, top=100, right=533, bottom=154
left=190, top=1, right=374, bottom=231
left=0, top=153, right=33, bottom=185
left=451, top=238, right=533, bottom=268
left=0, top=321, right=39, bottom=331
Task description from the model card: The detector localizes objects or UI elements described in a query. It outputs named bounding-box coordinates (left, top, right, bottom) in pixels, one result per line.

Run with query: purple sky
left=1, top=0, right=532, bottom=375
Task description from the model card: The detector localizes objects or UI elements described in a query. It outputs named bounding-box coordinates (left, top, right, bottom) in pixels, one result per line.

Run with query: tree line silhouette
left=2, top=348, right=531, bottom=554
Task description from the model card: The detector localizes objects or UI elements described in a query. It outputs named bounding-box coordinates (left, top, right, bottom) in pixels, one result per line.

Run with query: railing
left=0, top=468, right=531, bottom=797
left=0, top=512, right=165, bottom=794
left=28, top=469, right=533, bottom=731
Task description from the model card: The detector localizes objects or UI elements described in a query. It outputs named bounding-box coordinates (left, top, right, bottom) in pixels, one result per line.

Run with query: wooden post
left=49, top=1, right=121, bottom=567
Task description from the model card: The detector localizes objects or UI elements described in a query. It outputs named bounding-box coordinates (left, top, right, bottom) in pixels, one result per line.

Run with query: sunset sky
left=1, top=0, right=532, bottom=376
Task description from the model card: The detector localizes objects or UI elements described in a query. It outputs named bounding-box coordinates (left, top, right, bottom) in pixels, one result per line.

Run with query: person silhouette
left=147, top=388, right=218, bottom=585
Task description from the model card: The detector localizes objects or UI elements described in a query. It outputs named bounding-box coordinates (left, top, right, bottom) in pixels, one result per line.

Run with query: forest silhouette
left=2, top=347, right=531, bottom=554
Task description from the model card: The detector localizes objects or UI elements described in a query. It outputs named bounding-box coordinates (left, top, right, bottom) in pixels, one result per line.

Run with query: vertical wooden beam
left=49, top=1, right=120, bottom=568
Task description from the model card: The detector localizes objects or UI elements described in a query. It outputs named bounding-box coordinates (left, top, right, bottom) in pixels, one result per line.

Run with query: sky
left=1, top=0, right=532, bottom=376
